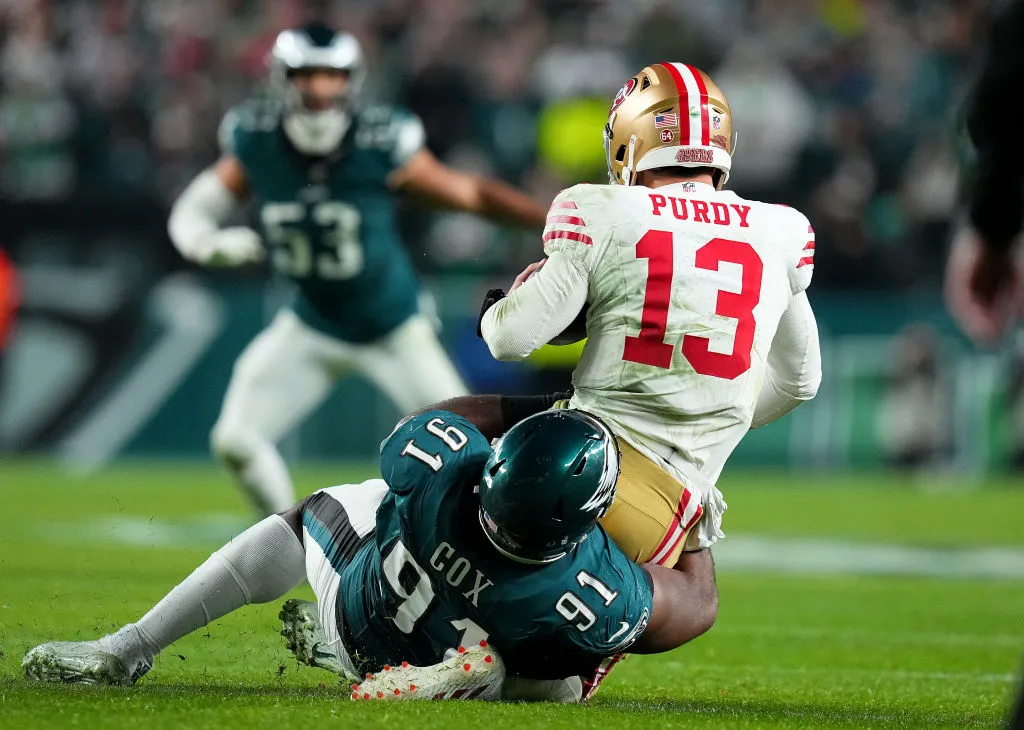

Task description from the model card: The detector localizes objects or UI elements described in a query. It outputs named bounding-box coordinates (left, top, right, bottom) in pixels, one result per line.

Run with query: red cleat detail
left=463, top=663, right=471, bottom=671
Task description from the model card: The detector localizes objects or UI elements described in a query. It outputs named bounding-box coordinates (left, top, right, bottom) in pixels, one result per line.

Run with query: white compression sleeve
left=481, top=251, right=589, bottom=361
left=167, top=169, right=244, bottom=261
left=750, top=291, right=822, bottom=429
left=105, top=515, right=306, bottom=663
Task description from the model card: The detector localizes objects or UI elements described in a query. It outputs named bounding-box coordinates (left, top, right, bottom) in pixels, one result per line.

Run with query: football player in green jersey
left=167, top=22, right=549, bottom=516
left=24, top=397, right=717, bottom=703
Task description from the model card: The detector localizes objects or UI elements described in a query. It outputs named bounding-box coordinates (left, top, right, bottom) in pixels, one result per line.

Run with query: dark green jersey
left=335, top=410, right=654, bottom=680
left=220, top=100, right=422, bottom=343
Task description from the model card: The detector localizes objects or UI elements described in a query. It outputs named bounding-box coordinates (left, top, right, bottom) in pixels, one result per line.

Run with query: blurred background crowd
left=2, top=0, right=1023, bottom=472
left=1, top=0, right=984, bottom=285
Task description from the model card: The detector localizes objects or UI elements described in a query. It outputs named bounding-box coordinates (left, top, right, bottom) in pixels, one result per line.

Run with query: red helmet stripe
left=659, top=62, right=689, bottom=127
left=684, top=64, right=711, bottom=146
left=661, top=63, right=711, bottom=148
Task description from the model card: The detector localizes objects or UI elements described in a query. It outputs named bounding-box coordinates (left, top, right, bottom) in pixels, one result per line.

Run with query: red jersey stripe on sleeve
left=543, top=230, right=594, bottom=246
left=546, top=214, right=586, bottom=227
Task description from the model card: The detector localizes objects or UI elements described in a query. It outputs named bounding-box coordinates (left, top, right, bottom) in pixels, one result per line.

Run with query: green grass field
left=1, top=460, right=1022, bottom=729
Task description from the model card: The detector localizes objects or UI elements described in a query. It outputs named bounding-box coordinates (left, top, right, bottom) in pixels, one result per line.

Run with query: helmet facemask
left=269, top=25, right=365, bottom=157
left=478, top=506, right=581, bottom=565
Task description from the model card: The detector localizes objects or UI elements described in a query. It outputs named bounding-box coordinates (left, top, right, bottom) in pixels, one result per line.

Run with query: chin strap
left=621, top=135, right=638, bottom=187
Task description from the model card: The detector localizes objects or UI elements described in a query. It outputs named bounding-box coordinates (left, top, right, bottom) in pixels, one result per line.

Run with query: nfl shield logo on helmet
left=712, top=114, right=722, bottom=130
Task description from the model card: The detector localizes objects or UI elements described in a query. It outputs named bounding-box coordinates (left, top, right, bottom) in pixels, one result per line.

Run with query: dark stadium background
left=1, top=3, right=1023, bottom=728
left=2, top=0, right=1011, bottom=471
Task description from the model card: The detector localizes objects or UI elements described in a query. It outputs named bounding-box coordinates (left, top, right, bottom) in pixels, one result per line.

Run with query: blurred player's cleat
left=22, top=641, right=148, bottom=685
left=351, top=642, right=505, bottom=701
left=279, top=598, right=352, bottom=678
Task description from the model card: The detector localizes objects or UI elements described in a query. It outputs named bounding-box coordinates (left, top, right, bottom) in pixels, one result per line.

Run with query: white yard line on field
left=37, top=517, right=1024, bottom=581
left=715, top=536, right=1024, bottom=580
left=718, top=625, right=1024, bottom=650
left=661, top=661, right=1018, bottom=684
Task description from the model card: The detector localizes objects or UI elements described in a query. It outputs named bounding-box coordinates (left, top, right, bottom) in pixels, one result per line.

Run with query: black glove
left=477, top=288, right=506, bottom=338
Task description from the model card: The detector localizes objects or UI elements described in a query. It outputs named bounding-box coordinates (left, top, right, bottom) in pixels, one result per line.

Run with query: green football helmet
left=478, top=409, right=620, bottom=564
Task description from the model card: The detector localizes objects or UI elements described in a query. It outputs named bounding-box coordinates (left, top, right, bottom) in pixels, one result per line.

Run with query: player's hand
left=945, top=227, right=1021, bottom=345
left=194, top=227, right=266, bottom=268
left=509, top=259, right=546, bottom=293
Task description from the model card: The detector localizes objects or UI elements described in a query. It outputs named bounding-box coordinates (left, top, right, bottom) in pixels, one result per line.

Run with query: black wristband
left=500, top=391, right=573, bottom=428
left=477, top=288, right=506, bottom=338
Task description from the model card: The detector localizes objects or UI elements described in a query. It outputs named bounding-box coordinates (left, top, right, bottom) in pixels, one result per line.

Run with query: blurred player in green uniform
left=167, top=22, right=548, bottom=515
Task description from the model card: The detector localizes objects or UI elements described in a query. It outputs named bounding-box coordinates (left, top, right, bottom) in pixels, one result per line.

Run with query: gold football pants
left=552, top=401, right=703, bottom=567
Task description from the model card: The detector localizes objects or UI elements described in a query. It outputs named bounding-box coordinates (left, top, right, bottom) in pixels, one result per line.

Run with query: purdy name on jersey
left=219, top=99, right=426, bottom=343
left=542, top=182, right=815, bottom=489
left=334, top=410, right=654, bottom=680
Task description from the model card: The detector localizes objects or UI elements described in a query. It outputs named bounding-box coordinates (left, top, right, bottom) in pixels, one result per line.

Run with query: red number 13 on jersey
left=622, top=230, right=763, bottom=380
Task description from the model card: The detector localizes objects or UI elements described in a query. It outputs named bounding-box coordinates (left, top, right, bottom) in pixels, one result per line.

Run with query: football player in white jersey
left=481, top=62, right=821, bottom=570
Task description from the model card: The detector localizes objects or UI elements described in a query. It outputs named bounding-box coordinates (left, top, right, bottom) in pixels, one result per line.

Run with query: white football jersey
left=542, top=181, right=815, bottom=490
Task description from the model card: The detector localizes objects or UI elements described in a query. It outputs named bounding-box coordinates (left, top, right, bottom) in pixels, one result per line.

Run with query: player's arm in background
left=945, top=0, right=1024, bottom=343
left=750, top=216, right=821, bottom=429
left=389, top=148, right=547, bottom=228
left=385, top=118, right=547, bottom=228
left=167, top=111, right=264, bottom=268
left=479, top=187, right=594, bottom=359
left=964, top=0, right=1024, bottom=254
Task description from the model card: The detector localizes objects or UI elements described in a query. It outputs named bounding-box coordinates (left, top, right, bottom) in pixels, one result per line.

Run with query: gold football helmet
left=603, top=63, right=736, bottom=189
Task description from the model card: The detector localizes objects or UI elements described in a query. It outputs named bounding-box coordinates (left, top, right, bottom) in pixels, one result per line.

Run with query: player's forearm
left=408, top=393, right=569, bottom=440
left=409, top=395, right=505, bottom=440
left=750, top=292, right=821, bottom=429
left=633, top=552, right=718, bottom=655
left=167, top=169, right=244, bottom=261
left=472, top=177, right=548, bottom=229
left=481, top=253, right=588, bottom=361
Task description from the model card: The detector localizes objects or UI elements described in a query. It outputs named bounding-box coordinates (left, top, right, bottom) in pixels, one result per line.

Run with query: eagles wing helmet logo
left=579, top=443, right=619, bottom=515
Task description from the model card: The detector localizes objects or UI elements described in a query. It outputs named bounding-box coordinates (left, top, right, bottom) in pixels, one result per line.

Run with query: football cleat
left=22, top=641, right=146, bottom=686
left=350, top=642, right=505, bottom=701
left=279, top=598, right=354, bottom=679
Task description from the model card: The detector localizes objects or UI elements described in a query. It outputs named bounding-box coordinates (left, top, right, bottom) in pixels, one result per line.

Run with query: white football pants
left=210, top=309, right=468, bottom=513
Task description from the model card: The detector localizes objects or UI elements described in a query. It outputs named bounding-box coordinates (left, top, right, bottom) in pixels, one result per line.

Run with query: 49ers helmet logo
left=610, top=77, right=636, bottom=112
